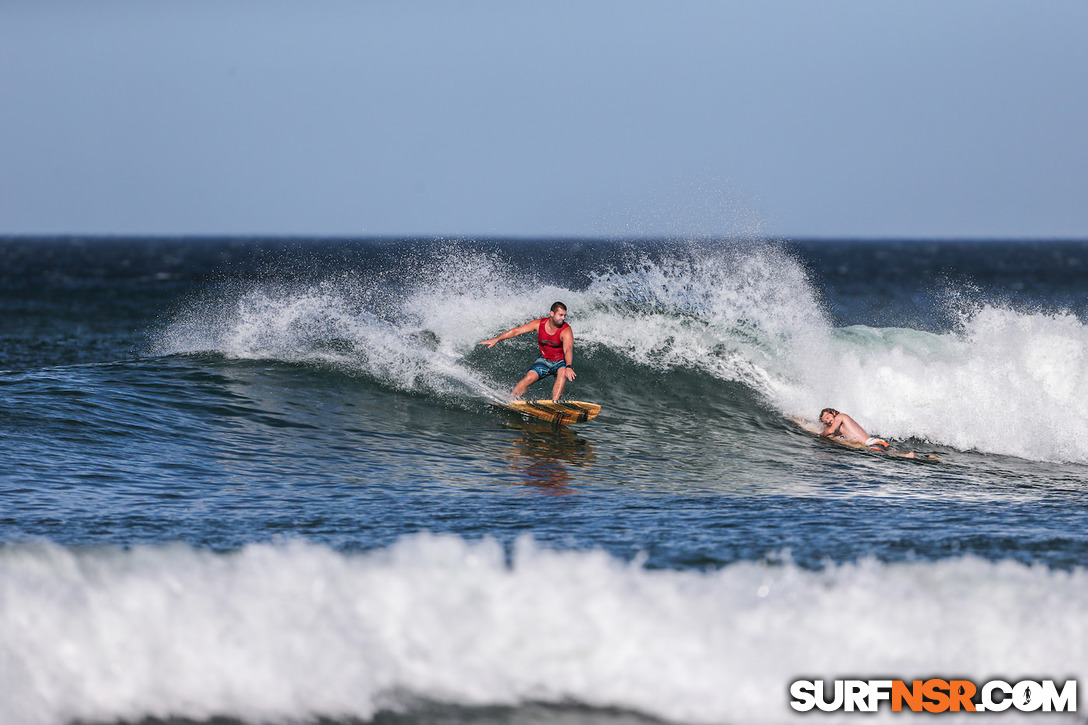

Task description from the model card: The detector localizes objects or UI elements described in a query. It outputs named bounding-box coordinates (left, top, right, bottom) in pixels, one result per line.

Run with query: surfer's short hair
left=820, top=408, right=839, bottom=419
left=550, top=301, right=567, bottom=313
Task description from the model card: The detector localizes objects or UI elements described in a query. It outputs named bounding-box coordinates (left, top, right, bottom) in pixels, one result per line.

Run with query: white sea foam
left=580, top=243, right=831, bottom=395
left=151, top=277, right=509, bottom=401
left=1, top=536, right=1083, bottom=725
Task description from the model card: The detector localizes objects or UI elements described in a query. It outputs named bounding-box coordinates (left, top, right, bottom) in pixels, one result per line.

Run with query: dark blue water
left=1, top=237, right=1085, bottom=725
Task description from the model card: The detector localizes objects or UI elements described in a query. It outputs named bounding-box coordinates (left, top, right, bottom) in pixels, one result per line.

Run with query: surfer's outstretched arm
left=479, top=320, right=538, bottom=348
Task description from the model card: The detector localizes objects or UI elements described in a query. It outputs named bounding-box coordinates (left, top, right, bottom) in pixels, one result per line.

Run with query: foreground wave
left=2, top=535, right=1084, bottom=725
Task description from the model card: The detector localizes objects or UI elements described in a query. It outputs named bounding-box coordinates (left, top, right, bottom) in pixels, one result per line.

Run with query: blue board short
left=529, top=357, right=566, bottom=378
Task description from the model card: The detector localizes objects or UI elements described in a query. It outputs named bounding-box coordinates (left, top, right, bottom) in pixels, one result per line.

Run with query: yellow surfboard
left=492, top=400, right=602, bottom=426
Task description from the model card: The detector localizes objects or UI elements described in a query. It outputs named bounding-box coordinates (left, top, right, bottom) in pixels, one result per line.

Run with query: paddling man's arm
left=478, top=320, right=538, bottom=348
left=821, top=414, right=845, bottom=437
left=822, top=413, right=869, bottom=442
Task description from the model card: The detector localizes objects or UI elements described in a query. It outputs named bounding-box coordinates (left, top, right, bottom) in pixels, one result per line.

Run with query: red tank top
left=537, top=318, right=568, bottom=361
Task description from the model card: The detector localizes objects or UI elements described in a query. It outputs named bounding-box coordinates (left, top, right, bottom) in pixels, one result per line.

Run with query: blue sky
left=2, top=1, right=1086, bottom=239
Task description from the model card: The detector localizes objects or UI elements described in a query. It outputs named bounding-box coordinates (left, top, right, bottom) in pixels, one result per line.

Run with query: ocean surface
left=1, top=237, right=1086, bottom=725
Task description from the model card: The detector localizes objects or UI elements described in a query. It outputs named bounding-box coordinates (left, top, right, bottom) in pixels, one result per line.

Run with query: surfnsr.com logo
left=790, top=679, right=1077, bottom=713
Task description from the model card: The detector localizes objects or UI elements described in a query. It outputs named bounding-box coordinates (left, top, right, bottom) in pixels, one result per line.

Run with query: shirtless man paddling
left=819, top=408, right=919, bottom=458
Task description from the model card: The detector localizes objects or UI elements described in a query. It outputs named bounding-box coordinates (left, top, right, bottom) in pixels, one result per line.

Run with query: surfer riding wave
left=478, top=302, right=576, bottom=402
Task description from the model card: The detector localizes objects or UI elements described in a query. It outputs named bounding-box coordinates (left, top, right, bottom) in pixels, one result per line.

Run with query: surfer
left=479, top=302, right=576, bottom=402
left=819, top=408, right=919, bottom=458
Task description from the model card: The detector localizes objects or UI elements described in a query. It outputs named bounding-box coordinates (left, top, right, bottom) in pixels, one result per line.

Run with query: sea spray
left=151, top=276, right=509, bottom=401
left=581, top=242, right=831, bottom=398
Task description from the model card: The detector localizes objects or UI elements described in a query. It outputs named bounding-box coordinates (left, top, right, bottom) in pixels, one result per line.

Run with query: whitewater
left=3, top=537, right=1085, bottom=725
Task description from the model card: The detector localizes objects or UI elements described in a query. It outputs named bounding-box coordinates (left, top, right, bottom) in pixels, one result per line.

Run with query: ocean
left=1, top=237, right=1085, bottom=724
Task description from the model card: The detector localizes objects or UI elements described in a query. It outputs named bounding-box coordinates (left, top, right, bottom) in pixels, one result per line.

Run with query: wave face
left=148, top=240, right=1088, bottom=463
left=3, top=536, right=1085, bottom=725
